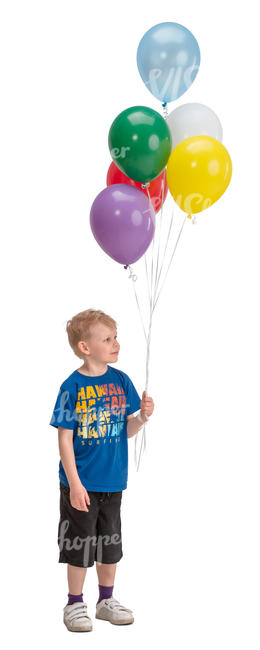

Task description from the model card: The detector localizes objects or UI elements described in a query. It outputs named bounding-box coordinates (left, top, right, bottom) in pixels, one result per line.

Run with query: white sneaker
left=63, top=601, right=93, bottom=632
left=96, top=596, right=134, bottom=625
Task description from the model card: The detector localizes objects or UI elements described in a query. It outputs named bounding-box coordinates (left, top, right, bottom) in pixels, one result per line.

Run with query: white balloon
left=166, top=103, right=223, bottom=151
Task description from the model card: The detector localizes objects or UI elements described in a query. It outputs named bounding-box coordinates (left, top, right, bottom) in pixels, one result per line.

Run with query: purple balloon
left=90, top=184, right=155, bottom=264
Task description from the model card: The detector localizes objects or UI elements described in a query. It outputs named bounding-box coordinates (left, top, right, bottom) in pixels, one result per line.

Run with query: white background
left=1, top=1, right=259, bottom=648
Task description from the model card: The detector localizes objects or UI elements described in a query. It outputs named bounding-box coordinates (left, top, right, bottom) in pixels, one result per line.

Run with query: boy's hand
left=70, top=482, right=91, bottom=512
left=140, top=390, right=155, bottom=421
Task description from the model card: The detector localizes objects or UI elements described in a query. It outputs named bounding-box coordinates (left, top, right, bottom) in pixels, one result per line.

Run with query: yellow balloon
left=166, top=135, right=232, bottom=214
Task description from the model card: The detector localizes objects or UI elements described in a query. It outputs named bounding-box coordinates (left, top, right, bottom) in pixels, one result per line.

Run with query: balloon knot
left=125, top=264, right=138, bottom=282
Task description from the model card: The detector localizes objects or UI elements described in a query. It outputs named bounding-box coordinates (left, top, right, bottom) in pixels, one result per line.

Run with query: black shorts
left=57, top=481, right=123, bottom=567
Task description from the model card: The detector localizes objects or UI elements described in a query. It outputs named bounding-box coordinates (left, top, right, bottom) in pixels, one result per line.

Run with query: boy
left=50, top=308, right=154, bottom=631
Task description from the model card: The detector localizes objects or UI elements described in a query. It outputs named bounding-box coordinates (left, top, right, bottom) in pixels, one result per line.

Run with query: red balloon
left=106, top=161, right=168, bottom=213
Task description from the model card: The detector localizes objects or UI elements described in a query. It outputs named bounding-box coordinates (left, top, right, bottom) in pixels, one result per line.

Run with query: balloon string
left=152, top=214, right=187, bottom=312
left=132, top=98, right=186, bottom=469
left=137, top=186, right=154, bottom=465
left=152, top=168, right=167, bottom=306
left=134, top=160, right=171, bottom=470
left=152, top=99, right=174, bottom=304
left=146, top=185, right=155, bottom=312
left=144, top=254, right=151, bottom=306
left=152, top=95, right=189, bottom=313
left=151, top=103, right=168, bottom=310
left=153, top=204, right=174, bottom=302
left=122, top=263, right=148, bottom=470
left=123, top=261, right=151, bottom=470
left=146, top=185, right=156, bottom=309
left=134, top=284, right=153, bottom=470
left=123, top=178, right=160, bottom=470
left=134, top=205, right=187, bottom=469
left=134, top=179, right=165, bottom=470
left=123, top=265, right=147, bottom=343
left=142, top=182, right=153, bottom=314
left=134, top=213, right=187, bottom=469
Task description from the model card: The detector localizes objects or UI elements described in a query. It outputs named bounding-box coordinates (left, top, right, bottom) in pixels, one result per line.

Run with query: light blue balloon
left=137, top=22, right=201, bottom=104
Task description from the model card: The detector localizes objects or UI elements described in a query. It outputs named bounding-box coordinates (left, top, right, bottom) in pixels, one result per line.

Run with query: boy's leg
left=95, top=561, right=117, bottom=586
left=68, top=564, right=87, bottom=594
left=64, top=565, right=93, bottom=633
left=95, top=562, right=134, bottom=624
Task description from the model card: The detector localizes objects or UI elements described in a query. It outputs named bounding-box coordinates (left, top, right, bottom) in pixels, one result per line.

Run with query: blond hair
left=66, top=309, right=117, bottom=359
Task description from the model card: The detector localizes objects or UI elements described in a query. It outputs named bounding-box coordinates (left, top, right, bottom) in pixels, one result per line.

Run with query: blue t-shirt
left=49, top=365, right=141, bottom=492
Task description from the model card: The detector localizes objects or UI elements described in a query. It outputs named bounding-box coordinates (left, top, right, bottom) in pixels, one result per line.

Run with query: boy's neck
left=77, top=361, right=108, bottom=377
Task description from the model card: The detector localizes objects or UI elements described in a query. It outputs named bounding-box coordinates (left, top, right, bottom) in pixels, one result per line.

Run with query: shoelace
left=103, top=597, right=133, bottom=613
left=66, top=603, right=90, bottom=622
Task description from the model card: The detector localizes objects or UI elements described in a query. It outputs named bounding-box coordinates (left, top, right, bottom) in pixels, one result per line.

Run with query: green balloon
left=108, top=105, right=172, bottom=183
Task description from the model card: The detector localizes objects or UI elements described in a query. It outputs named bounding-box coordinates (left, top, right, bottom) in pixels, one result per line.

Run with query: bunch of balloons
left=89, top=21, right=232, bottom=469
left=90, top=21, right=232, bottom=266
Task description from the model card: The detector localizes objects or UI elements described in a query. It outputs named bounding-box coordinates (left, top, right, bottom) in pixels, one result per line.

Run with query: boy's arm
left=58, top=428, right=81, bottom=487
left=127, top=391, right=155, bottom=438
left=127, top=413, right=146, bottom=439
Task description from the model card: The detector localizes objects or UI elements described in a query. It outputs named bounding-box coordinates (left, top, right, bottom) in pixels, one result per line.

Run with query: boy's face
left=81, top=323, right=120, bottom=363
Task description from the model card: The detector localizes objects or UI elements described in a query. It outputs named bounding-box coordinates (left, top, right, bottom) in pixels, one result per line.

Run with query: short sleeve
left=125, top=375, right=141, bottom=415
left=49, top=384, right=77, bottom=430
